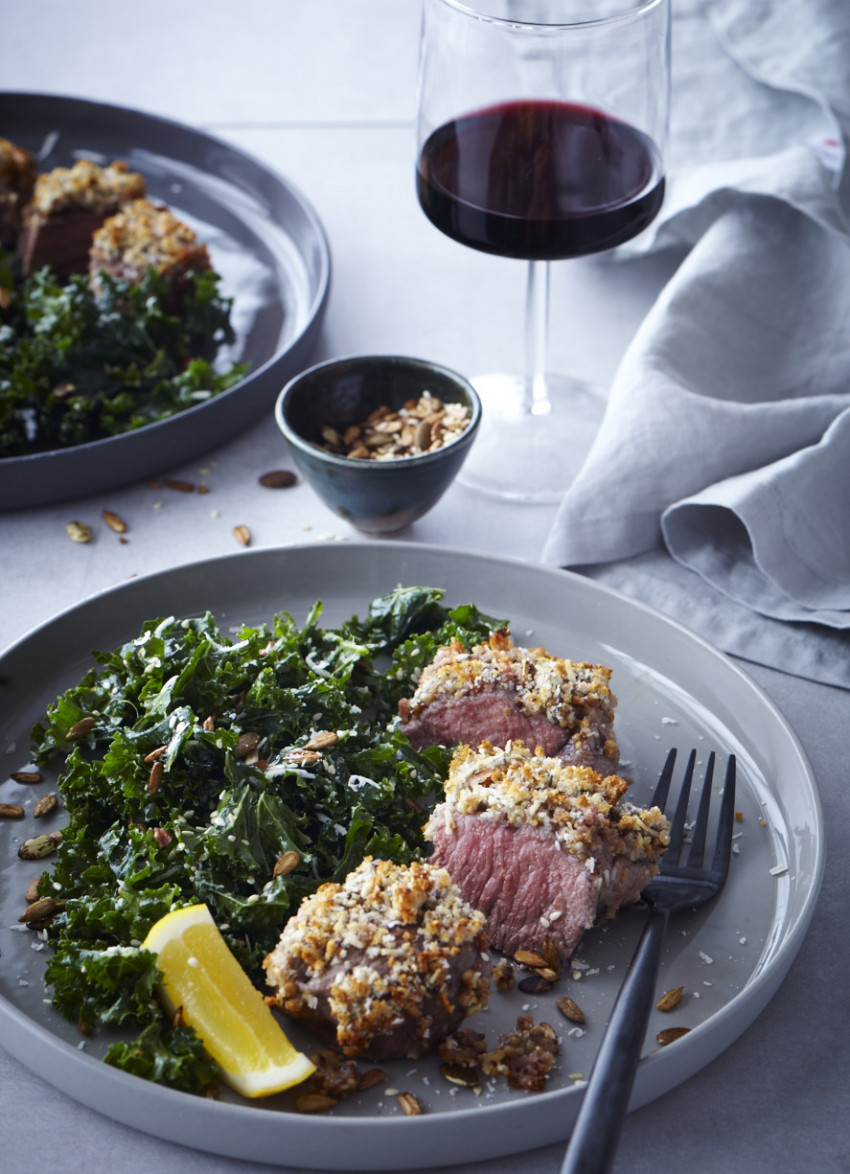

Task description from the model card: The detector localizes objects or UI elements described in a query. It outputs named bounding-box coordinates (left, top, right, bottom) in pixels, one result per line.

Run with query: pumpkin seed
left=18, top=831, right=62, bottom=860
left=657, top=1026, right=690, bottom=1046
left=66, top=521, right=92, bottom=543
left=259, top=470, right=297, bottom=488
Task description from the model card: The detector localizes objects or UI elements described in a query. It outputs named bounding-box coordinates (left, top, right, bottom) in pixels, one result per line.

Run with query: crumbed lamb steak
left=0, top=137, right=37, bottom=250
left=18, top=158, right=145, bottom=278
left=89, top=198, right=211, bottom=309
left=398, top=630, right=618, bottom=774
left=424, top=741, right=669, bottom=961
left=263, top=857, right=491, bottom=1061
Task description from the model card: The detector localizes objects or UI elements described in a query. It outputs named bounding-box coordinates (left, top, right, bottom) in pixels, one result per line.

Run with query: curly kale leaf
left=0, top=252, right=247, bottom=456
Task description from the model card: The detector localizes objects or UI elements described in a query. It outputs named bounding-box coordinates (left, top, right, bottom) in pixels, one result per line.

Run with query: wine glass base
left=458, top=373, right=607, bottom=503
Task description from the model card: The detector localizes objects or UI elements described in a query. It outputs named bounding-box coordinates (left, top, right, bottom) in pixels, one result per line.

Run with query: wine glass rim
left=431, top=0, right=667, bottom=30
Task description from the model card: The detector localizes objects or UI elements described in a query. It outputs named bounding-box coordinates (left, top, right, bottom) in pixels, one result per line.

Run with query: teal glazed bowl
left=275, top=354, right=481, bottom=534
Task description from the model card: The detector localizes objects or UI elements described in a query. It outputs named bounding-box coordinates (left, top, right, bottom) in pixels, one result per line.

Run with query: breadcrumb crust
left=263, top=857, right=490, bottom=1058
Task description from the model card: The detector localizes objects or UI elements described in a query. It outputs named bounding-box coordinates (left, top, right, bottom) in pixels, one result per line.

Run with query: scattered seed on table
left=259, top=469, right=297, bottom=488
left=102, top=509, right=127, bottom=533
left=66, top=521, right=92, bottom=543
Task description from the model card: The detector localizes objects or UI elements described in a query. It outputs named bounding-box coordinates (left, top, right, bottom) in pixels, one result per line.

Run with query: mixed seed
left=316, top=392, right=471, bottom=461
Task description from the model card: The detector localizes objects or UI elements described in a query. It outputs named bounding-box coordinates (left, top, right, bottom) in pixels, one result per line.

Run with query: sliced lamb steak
left=263, top=857, right=490, bottom=1061
left=398, top=630, right=619, bottom=774
left=424, top=741, right=669, bottom=961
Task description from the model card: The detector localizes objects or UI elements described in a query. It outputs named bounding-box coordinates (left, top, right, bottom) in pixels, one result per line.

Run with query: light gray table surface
left=1, top=5, right=847, bottom=1173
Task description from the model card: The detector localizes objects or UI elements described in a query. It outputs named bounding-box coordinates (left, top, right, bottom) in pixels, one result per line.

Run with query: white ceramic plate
left=0, top=543, right=824, bottom=1170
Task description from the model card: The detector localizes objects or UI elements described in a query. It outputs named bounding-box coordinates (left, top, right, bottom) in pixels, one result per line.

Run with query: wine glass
left=415, top=0, right=670, bottom=502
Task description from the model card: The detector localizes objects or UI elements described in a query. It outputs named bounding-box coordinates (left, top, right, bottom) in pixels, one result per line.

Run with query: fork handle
left=560, top=907, right=670, bottom=1174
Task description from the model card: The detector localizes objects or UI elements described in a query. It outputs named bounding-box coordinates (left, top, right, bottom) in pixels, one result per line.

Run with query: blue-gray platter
left=0, top=92, right=330, bottom=510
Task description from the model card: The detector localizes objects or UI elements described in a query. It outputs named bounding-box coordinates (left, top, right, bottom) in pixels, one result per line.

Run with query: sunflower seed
left=273, top=850, right=300, bottom=878
left=656, top=986, right=684, bottom=1013
left=19, top=897, right=65, bottom=924
left=304, top=730, right=338, bottom=750
left=148, top=761, right=164, bottom=796
left=514, top=949, right=549, bottom=969
left=295, top=1093, right=338, bottom=1114
left=102, top=509, right=127, bottom=533
left=66, top=716, right=96, bottom=740
left=440, top=1063, right=482, bottom=1091
left=33, top=793, right=58, bottom=818
left=556, top=997, right=585, bottom=1024
left=237, top=732, right=260, bottom=758
left=153, top=827, right=173, bottom=849
left=396, top=1092, right=423, bottom=1116
left=11, top=770, right=42, bottom=784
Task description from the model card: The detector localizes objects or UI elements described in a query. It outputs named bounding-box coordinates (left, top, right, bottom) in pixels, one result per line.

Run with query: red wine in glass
left=417, top=99, right=665, bottom=262
left=414, top=0, right=671, bottom=502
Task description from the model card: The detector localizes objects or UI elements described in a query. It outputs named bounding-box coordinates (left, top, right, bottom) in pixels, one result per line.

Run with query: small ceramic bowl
left=275, top=354, right=481, bottom=534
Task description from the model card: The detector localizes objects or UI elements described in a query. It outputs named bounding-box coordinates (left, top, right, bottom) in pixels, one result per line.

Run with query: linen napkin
left=542, top=0, right=850, bottom=687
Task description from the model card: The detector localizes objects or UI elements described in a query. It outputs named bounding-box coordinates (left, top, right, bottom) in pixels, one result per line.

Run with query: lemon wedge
left=142, top=903, right=315, bottom=1098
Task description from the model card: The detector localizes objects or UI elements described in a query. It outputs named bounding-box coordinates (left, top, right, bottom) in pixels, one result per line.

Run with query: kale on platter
left=0, top=249, right=246, bottom=456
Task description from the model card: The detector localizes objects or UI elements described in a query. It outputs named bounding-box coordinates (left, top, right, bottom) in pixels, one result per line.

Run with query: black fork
left=561, top=748, right=737, bottom=1174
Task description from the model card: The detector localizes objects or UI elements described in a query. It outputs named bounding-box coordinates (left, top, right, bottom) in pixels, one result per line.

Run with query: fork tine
left=665, top=748, right=696, bottom=856
left=685, top=751, right=715, bottom=870
left=710, top=754, right=737, bottom=876
left=650, top=747, right=677, bottom=811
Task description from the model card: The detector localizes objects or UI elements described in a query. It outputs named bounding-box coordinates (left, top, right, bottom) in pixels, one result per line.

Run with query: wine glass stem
left=523, top=259, right=552, bottom=416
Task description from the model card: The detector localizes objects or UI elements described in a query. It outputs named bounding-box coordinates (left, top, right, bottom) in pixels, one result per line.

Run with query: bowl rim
left=274, top=353, right=483, bottom=471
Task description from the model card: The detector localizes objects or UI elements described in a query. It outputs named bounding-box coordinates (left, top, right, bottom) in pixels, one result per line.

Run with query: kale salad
left=26, top=586, right=503, bottom=1092
left=0, top=248, right=247, bottom=457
